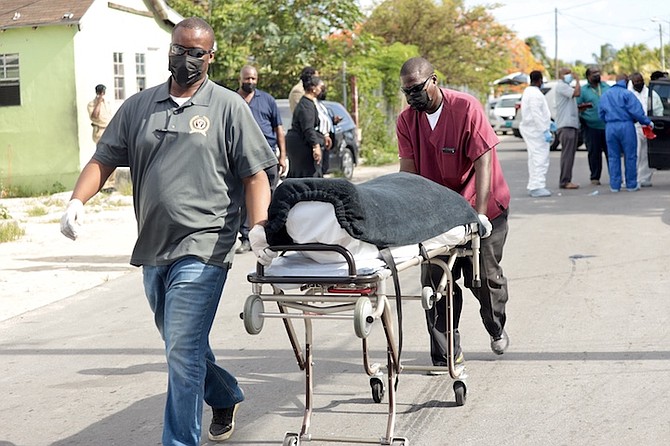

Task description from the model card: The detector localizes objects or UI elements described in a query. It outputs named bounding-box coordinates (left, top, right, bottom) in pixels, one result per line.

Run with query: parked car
left=486, top=98, right=504, bottom=132
left=647, top=77, right=670, bottom=169
left=493, top=93, right=521, bottom=134
left=277, top=98, right=359, bottom=179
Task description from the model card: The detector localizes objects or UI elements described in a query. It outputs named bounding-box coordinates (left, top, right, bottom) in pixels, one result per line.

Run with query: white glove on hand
left=478, top=213, right=493, bottom=239
left=249, top=224, right=277, bottom=266
left=60, top=199, right=84, bottom=240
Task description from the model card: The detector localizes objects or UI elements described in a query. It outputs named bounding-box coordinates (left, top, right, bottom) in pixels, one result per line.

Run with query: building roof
left=0, top=0, right=181, bottom=31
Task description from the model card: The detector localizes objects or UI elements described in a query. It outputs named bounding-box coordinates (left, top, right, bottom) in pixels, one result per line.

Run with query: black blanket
left=265, top=172, right=479, bottom=248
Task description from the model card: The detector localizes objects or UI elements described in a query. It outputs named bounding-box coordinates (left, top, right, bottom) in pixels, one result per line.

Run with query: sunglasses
left=401, top=75, right=433, bottom=95
left=170, top=44, right=213, bottom=58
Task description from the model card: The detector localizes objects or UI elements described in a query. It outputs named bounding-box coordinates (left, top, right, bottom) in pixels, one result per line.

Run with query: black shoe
left=235, top=239, right=251, bottom=254
left=490, top=330, right=509, bottom=355
left=208, top=403, right=239, bottom=442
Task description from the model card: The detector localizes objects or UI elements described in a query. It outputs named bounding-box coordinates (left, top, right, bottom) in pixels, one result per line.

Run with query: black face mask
left=591, top=75, right=601, bottom=84
left=407, top=90, right=430, bottom=112
left=241, top=83, right=256, bottom=94
left=169, top=55, right=205, bottom=88
left=633, top=83, right=644, bottom=93
left=317, top=88, right=327, bottom=101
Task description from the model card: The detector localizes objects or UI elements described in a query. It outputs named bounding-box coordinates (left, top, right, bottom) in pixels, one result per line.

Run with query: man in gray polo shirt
left=60, top=17, right=277, bottom=446
left=555, top=67, right=581, bottom=189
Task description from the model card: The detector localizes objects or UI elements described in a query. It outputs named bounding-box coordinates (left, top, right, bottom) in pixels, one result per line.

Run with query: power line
left=494, top=0, right=606, bottom=24
left=560, top=11, right=651, bottom=32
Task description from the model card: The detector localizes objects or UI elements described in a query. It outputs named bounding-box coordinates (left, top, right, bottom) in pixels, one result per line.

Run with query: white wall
left=73, top=0, right=174, bottom=168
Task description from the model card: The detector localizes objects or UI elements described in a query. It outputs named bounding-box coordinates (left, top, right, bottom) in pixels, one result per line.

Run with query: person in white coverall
left=628, top=72, right=663, bottom=187
left=519, top=70, right=553, bottom=197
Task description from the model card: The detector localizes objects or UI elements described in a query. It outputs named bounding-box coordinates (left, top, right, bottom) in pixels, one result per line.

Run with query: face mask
left=407, top=90, right=430, bottom=112
left=592, top=75, right=601, bottom=84
left=633, top=83, right=644, bottom=93
left=169, top=55, right=205, bottom=88
left=317, top=89, right=327, bottom=101
left=241, top=83, right=255, bottom=94
left=563, top=74, right=573, bottom=84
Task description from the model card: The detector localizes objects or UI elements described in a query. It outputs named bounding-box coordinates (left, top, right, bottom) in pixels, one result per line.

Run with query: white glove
left=478, top=213, right=492, bottom=238
left=249, top=224, right=278, bottom=266
left=649, top=121, right=654, bottom=129
left=60, top=199, right=84, bottom=240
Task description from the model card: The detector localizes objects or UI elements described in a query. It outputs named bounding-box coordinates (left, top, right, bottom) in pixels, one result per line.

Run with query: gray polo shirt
left=554, top=80, right=580, bottom=129
left=94, top=78, right=277, bottom=267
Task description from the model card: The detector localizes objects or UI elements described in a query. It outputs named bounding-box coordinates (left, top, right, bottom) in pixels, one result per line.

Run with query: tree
left=525, top=36, right=551, bottom=67
left=614, top=44, right=656, bottom=75
left=592, top=44, right=617, bottom=74
left=362, top=0, right=516, bottom=96
left=167, top=0, right=363, bottom=95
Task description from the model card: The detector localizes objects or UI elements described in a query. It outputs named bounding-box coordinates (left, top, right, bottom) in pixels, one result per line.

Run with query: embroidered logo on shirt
left=189, top=115, right=210, bottom=136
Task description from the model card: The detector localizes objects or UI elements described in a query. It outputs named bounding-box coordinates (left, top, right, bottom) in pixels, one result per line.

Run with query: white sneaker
left=427, top=352, right=465, bottom=375
left=529, top=188, right=551, bottom=198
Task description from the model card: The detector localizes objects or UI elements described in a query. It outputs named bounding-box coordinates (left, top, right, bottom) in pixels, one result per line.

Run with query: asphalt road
left=1, top=135, right=669, bottom=446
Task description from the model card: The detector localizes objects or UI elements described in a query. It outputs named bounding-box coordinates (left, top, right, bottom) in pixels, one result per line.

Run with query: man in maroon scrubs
left=396, top=57, right=511, bottom=370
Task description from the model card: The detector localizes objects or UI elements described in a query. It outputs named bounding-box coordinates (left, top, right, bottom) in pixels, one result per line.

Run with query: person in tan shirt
left=87, top=84, right=115, bottom=192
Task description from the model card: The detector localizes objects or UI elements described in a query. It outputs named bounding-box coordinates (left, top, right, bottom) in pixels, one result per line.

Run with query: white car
left=493, top=93, right=521, bottom=134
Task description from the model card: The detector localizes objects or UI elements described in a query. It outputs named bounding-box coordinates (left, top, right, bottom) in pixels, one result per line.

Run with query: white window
left=0, top=53, right=21, bottom=106
left=135, top=53, right=146, bottom=92
left=113, top=52, right=125, bottom=100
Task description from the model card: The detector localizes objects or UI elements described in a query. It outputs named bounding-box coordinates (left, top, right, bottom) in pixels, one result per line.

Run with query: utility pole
left=554, top=8, right=558, bottom=79
left=652, top=18, right=667, bottom=72
left=659, top=23, right=666, bottom=72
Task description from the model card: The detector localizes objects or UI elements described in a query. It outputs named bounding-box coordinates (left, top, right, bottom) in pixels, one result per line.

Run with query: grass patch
left=39, top=196, right=66, bottom=208
left=0, top=204, right=9, bottom=220
left=0, top=220, right=25, bottom=243
left=1, top=182, right=67, bottom=198
left=117, top=181, right=133, bottom=196
left=26, top=205, right=48, bottom=217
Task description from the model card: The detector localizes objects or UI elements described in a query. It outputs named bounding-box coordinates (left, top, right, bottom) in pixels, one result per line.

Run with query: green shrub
left=0, top=220, right=25, bottom=243
left=26, top=205, right=48, bottom=217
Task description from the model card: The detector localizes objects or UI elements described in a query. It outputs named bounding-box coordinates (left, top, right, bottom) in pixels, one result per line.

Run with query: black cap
left=95, top=84, right=106, bottom=94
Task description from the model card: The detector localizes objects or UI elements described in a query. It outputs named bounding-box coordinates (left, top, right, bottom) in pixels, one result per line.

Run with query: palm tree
left=592, top=44, right=617, bottom=74
left=614, top=44, right=655, bottom=75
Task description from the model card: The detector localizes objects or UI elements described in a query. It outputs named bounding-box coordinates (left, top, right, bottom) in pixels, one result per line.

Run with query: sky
left=463, top=0, right=669, bottom=63
left=360, top=0, right=670, bottom=64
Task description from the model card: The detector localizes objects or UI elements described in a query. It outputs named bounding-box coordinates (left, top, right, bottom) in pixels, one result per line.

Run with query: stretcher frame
left=242, top=223, right=480, bottom=446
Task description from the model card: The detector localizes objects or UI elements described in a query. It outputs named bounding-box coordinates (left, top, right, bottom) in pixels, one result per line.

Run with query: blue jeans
left=143, top=257, right=244, bottom=446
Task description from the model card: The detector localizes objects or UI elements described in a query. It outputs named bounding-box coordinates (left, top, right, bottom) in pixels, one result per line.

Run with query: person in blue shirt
left=235, top=65, right=287, bottom=253
left=577, top=66, right=610, bottom=185
left=598, top=74, right=653, bottom=192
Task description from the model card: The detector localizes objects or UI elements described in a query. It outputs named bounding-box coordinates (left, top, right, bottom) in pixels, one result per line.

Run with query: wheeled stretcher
left=241, top=173, right=482, bottom=446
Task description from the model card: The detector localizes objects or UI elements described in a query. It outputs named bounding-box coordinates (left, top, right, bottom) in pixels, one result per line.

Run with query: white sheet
left=284, top=201, right=468, bottom=264
left=261, top=201, right=472, bottom=286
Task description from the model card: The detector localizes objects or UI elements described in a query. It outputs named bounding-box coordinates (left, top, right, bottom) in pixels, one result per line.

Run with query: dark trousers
left=239, top=164, right=279, bottom=241
left=583, top=125, right=608, bottom=181
left=558, top=127, right=579, bottom=186
left=423, top=210, right=509, bottom=365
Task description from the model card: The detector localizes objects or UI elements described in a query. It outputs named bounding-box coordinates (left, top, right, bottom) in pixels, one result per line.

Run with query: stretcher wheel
left=453, top=380, right=467, bottom=406
left=282, top=432, right=299, bottom=446
left=421, top=286, right=437, bottom=310
left=353, top=296, right=373, bottom=339
left=243, top=295, right=264, bottom=335
left=370, top=376, right=385, bottom=403
left=391, top=438, right=409, bottom=445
